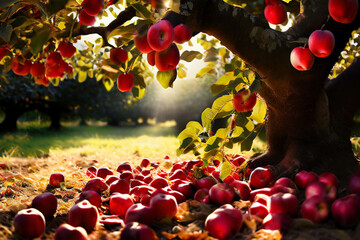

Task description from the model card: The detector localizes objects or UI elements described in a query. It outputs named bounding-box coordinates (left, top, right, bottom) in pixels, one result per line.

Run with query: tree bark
left=165, top=0, right=360, bottom=179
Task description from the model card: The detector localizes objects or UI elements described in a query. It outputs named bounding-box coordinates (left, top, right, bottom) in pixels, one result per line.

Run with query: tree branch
left=56, top=6, right=136, bottom=47
left=164, top=0, right=290, bottom=78
left=326, top=58, right=360, bottom=137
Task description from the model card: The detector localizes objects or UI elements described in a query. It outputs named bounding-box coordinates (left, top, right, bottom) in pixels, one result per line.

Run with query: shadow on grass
left=0, top=124, right=178, bottom=158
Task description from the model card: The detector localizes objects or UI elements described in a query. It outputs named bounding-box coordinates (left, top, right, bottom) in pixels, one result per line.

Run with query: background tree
left=0, top=0, right=359, bottom=181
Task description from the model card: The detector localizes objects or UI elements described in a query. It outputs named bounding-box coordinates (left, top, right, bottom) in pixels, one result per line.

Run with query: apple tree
left=0, top=0, right=359, bottom=181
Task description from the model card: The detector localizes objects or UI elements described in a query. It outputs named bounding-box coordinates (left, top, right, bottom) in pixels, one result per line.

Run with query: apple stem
left=320, top=15, right=331, bottom=31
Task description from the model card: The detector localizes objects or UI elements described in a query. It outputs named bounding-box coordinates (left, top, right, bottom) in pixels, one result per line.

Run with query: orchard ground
left=1, top=122, right=360, bottom=239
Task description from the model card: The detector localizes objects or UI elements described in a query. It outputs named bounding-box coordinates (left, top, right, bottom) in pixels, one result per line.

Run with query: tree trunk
left=164, top=0, right=360, bottom=180
left=0, top=109, right=22, bottom=132
left=49, top=111, right=61, bottom=130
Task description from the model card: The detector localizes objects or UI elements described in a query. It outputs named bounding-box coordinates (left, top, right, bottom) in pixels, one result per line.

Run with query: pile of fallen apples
left=12, top=155, right=360, bottom=239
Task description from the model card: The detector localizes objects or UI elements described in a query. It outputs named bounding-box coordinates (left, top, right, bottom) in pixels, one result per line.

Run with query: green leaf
left=132, top=86, right=145, bottom=99
left=103, top=78, right=114, bottom=91
left=195, top=62, right=216, bottom=78
left=220, top=161, right=232, bottom=181
left=131, top=3, right=152, bottom=19
left=214, top=128, right=228, bottom=139
left=235, top=112, right=251, bottom=127
left=0, top=0, right=18, bottom=8
left=48, top=0, right=69, bottom=15
left=202, top=108, right=213, bottom=131
left=249, top=78, right=261, bottom=93
left=186, top=121, right=203, bottom=133
left=108, top=23, right=137, bottom=40
left=78, top=71, right=87, bottom=83
left=30, top=26, right=52, bottom=54
left=241, top=129, right=258, bottom=151
left=204, top=136, right=222, bottom=152
left=180, top=50, right=203, bottom=62
left=0, top=25, right=12, bottom=42
left=156, top=69, right=177, bottom=89
left=225, top=64, right=235, bottom=72
left=211, top=94, right=234, bottom=119
left=250, top=98, right=267, bottom=123
left=179, top=137, right=193, bottom=150
left=211, top=72, right=236, bottom=95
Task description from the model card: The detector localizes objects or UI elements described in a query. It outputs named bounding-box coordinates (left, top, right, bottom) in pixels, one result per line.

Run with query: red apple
left=264, top=2, right=287, bottom=25
left=205, top=204, right=243, bottom=240
left=106, top=175, right=119, bottom=185
left=130, top=179, right=146, bottom=188
left=83, top=177, right=108, bottom=194
left=262, top=213, right=293, bottom=232
left=348, top=172, right=360, bottom=195
left=55, top=224, right=88, bottom=240
left=14, top=208, right=45, bottom=239
left=249, top=202, right=269, bottom=219
left=249, top=167, right=275, bottom=189
left=125, top=203, right=155, bottom=225
left=11, top=55, right=32, bottom=76
left=117, top=73, right=134, bottom=92
left=209, top=183, right=235, bottom=205
left=150, top=193, right=178, bottom=221
left=30, top=62, right=45, bottom=77
left=294, top=170, right=318, bottom=189
left=68, top=200, right=99, bottom=233
left=134, top=31, right=153, bottom=54
left=250, top=187, right=273, bottom=202
left=175, top=181, right=194, bottom=199
left=117, top=162, right=132, bottom=173
left=110, top=193, right=134, bottom=218
left=77, top=190, right=102, bottom=208
left=290, top=47, right=315, bottom=71
left=110, top=47, right=128, bottom=65
left=110, top=179, right=130, bottom=194
left=274, top=177, right=297, bottom=189
left=57, top=41, right=76, bottom=58
left=149, top=177, right=169, bottom=189
left=141, top=169, right=151, bottom=176
left=271, top=185, right=298, bottom=196
left=230, top=180, right=251, bottom=200
left=120, top=222, right=158, bottom=240
left=174, top=24, right=192, bottom=44
left=230, top=155, right=246, bottom=167
left=147, top=20, right=174, bottom=52
left=96, top=167, right=113, bottom=179
left=301, top=196, right=329, bottom=223
left=31, top=192, right=58, bottom=218
left=169, top=169, right=188, bottom=181
left=268, top=192, right=299, bottom=216
left=194, top=176, right=217, bottom=190
left=86, top=166, right=97, bottom=178
left=120, top=170, right=134, bottom=182
left=140, top=158, right=151, bottom=168
left=49, top=173, right=65, bottom=188
left=308, top=30, right=335, bottom=58
left=0, top=46, right=9, bottom=61
left=328, top=0, right=359, bottom=24
left=233, top=90, right=257, bottom=113
left=78, top=9, right=96, bottom=26
left=194, top=188, right=210, bottom=204
left=331, top=194, right=360, bottom=227
left=81, top=0, right=103, bottom=16
left=130, top=185, right=155, bottom=199
left=154, top=43, right=180, bottom=71
left=306, top=181, right=337, bottom=202
left=319, top=172, right=339, bottom=189
left=254, top=193, right=270, bottom=206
